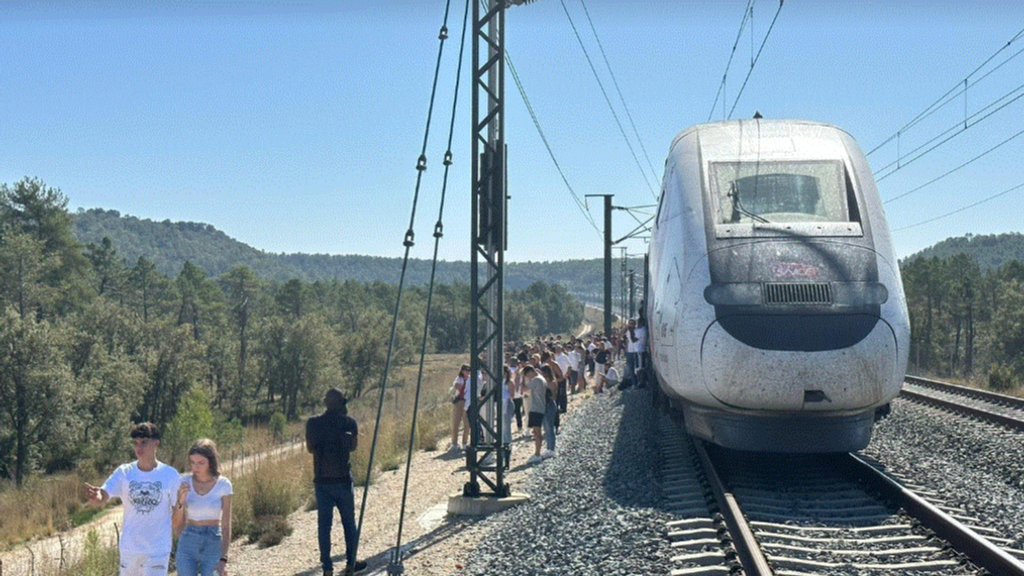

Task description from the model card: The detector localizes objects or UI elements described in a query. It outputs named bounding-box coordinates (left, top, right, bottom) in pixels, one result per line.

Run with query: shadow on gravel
left=320, top=516, right=484, bottom=576
left=602, top=386, right=668, bottom=510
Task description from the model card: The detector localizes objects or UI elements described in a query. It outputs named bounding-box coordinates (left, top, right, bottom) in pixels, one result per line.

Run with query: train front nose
left=699, top=311, right=898, bottom=411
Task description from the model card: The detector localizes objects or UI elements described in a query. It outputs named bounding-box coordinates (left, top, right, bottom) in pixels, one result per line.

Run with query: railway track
left=659, top=414, right=1024, bottom=576
left=901, top=375, right=1024, bottom=432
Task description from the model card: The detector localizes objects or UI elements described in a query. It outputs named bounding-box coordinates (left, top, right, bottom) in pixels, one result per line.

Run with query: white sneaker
left=526, top=454, right=542, bottom=464
left=541, top=450, right=556, bottom=459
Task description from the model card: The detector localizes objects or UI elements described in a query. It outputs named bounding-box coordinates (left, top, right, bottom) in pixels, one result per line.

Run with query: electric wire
left=506, top=52, right=603, bottom=237
left=874, top=81, right=1024, bottom=181
left=390, top=0, right=471, bottom=568
left=557, top=0, right=657, bottom=198
left=707, top=0, right=754, bottom=121
left=727, top=0, right=784, bottom=119
left=868, top=24, right=1024, bottom=156
left=578, top=0, right=660, bottom=183
left=884, top=125, right=1024, bottom=204
left=894, top=179, right=1024, bottom=231
left=354, top=0, right=455, bottom=566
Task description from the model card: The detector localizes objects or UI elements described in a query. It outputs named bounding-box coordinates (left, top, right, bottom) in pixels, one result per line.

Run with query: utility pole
left=585, top=194, right=614, bottom=335
left=628, top=269, right=635, bottom=319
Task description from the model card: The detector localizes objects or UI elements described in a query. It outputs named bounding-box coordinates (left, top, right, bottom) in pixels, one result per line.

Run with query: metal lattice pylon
left=466, top=0, right=508, bottom=498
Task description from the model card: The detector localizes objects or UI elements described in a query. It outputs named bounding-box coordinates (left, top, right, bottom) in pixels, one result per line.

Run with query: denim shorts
left=175, top=525, right=222, bottom=576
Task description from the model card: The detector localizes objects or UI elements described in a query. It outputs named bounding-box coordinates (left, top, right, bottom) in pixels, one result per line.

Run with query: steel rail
left=846, top=452, right=1024, bottom=576
left=906, top=374, right=1024, bottom=410
left=693, top=440, right=774, bottom=576
left=901, top=378, right=1024, bottom=433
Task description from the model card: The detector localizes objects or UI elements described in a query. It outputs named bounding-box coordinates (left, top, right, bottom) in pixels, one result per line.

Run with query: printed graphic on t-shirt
left=129, top=480, right=164, bottom=514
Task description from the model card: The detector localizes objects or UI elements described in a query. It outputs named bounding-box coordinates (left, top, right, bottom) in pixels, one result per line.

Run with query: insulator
left=403, top=230, right=415, bottom=247
left=434, top=222, right=444, bottom=238
left=416, top=155, right=427, bottom=171
left=443, top=150, right=453, bottom=166
left=439, top=26, right=448, bottom=40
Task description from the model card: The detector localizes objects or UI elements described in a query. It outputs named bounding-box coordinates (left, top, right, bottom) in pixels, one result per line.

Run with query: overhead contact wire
left=884, top=126, right=1024, bottom=204
left=355, top=0, right=455, bottom=566
left=874, top=83, right=1024, bottom=181
left=506, top=53, right=602, bottom=237
left=578, top=0, right=660, bottom=183
left=390, top=0, right=471, bottom=569
left=707, top=0, right=754, bottom=121
left=558, top=0, right=656, bottom=198
left=868, top=24, right=1024, bottom=156
left=894, top=180, right=1024, bottom=231
left=727, top=0, right=784, bottom=119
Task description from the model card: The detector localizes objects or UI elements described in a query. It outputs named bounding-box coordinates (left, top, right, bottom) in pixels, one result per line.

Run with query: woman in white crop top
left=173, top=438, right=233, bottom=576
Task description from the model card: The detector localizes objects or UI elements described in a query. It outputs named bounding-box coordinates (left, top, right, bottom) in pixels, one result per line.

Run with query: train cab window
left=709, top=160, right=862, bottom=237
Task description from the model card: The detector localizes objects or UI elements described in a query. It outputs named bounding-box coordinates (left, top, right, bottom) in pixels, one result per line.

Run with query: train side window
left=845, top=170, right=862, bottom=223
left=657, top=168, right=676, bottom=225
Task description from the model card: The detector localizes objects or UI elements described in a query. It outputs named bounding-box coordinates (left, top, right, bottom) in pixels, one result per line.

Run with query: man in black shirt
left=306, top=388, right=366, bottom=576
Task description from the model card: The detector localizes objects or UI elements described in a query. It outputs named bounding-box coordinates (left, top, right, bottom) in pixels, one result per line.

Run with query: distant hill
left=904, top=232, right=1024, bottom=271
left=72, top=208, right=643, bottom=296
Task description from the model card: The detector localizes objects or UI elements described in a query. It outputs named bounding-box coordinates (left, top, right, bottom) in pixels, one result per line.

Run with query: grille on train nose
left=762, top=282, right=833, bottom=305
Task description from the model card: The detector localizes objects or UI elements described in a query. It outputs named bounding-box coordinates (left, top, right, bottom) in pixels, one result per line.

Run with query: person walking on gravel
left=306, top=388, right=367, bottom=576
left=85, top=422, right=183, bottom=576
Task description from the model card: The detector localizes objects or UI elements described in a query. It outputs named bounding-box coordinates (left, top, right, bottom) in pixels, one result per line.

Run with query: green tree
left=86, top=236, right=128, bottom=300
left=0, top=177, right=91, bottom=314
left=164, top=385, right=215, bottom=466
left=0, top=231, right=57, bottom=318
left=0, top=308, right=73, bottom=485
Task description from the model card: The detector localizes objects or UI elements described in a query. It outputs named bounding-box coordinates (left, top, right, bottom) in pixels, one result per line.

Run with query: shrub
left=989, top=363, right=1018, bottom=392
left=269, top=411, right=287, bottom=442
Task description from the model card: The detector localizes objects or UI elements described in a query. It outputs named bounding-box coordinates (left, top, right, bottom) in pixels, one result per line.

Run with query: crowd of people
left=83, top=317, right=648, bottom=576
left=448, top=315, right=649, bottom=465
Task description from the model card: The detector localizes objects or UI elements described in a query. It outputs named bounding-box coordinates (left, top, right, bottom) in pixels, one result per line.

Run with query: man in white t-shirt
left=85, top=422, right=183, bottom=576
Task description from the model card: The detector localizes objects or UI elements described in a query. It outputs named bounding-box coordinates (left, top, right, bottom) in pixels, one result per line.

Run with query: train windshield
left=710, top=161, right=851, bottom=225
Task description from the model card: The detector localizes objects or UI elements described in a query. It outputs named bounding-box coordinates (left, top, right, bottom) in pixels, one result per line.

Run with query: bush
left=989, top=363, right=1018, bottom=392
left=232, top=450, right=311, bottom=548
left=254, top=514, right=293, bottom=547
left=269, top=411, right=287, bottom=442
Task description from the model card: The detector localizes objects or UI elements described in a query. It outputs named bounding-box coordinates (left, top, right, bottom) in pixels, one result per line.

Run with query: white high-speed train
left=647, top=119, right=910, bottom=452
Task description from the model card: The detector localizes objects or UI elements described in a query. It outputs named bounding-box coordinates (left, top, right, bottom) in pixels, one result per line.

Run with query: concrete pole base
left=446, top=492, right=530, bottom=516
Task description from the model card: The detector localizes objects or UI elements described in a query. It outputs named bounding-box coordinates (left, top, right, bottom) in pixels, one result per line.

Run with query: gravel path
left=228, top=376, right=678, bottom=576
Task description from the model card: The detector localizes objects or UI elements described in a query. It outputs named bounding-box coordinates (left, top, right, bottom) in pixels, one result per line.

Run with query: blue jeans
left=175, top=525, right=221, bottom=576
left=316, top=481, right=358, bottom=572
left=543, top=400, right=557, bottom=452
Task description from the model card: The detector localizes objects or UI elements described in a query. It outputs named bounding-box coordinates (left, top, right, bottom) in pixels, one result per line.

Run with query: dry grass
left=21, top=528, right=120, bottom=576
left=347, top=354, right=463, bottom=485
left=233, top=449, right=312, bottom=548
left=0, top=472, right=100, bottom=550
left=0, top=354, right=462, bottom=554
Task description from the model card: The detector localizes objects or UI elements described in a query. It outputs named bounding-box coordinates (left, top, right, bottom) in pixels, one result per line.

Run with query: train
left=647, top=118, right=910, bottom=453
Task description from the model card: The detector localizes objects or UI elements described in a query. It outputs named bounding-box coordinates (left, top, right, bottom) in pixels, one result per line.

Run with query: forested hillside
left=72, top=207, right=644, bottom=296
left=907, top=232, right=1024, bottom=271
left=0, top=178, right=583, bottom=487
left=900, top=251, right=1024, bottom=390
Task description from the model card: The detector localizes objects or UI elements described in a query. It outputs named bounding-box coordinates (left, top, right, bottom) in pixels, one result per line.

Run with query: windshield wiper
left=729, top=183, right=769, bottom=223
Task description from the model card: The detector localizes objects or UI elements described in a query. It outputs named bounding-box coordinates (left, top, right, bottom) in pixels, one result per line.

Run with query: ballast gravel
left=462, top=387, right=677, bottom=576
left=864, top=397, right=1024, bottom=549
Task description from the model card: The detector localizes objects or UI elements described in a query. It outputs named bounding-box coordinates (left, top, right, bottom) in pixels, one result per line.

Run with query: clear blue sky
left=2, top=1, right=1023, bottom=264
